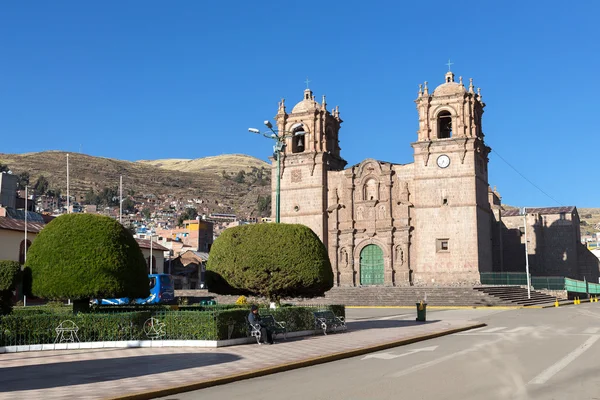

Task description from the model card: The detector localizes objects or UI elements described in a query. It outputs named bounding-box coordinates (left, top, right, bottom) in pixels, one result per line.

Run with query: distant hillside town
left=0, top=162, right=272, bottom=291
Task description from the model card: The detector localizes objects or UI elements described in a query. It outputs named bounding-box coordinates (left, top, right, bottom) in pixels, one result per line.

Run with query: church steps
left=177, top=286, right=564, bottom=307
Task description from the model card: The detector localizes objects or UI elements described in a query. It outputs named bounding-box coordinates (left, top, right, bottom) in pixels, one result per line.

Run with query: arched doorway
left=360, top=244, right=384, bottom=285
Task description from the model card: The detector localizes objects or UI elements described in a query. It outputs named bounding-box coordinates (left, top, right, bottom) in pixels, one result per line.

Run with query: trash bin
left=416, top=301, right=427, bottom=322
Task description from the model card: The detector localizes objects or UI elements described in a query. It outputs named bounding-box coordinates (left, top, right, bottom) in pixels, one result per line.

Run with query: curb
left=346, top=305, right=541, bottom=310
left=107, top=322, right=486, bottom=400
left=542, top=299, right=594, bottom=308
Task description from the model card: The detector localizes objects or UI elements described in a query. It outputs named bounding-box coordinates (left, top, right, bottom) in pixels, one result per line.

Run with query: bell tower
left=272, top=87, right=347, bottom=245
left=411, top=70, right=492, bottom=285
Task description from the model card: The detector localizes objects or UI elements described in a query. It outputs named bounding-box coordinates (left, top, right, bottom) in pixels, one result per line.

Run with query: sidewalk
left=0, top=315, right=484, bottom=400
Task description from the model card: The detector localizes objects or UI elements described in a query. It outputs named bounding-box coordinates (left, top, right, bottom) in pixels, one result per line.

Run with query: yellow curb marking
left=107, top=323, right=486, bottom=400
left=346, top=305, right=542, bottom=310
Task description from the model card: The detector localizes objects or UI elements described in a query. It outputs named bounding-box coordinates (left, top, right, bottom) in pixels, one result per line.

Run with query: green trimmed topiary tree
left=25, top=214, right=149, bottom=312
left=206, top=223, right=333, bottom=301
left=0, top=260, right=21, bottom=315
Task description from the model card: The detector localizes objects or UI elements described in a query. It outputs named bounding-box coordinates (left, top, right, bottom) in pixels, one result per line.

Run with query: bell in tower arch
left=296, top=135, right=304, bottom=151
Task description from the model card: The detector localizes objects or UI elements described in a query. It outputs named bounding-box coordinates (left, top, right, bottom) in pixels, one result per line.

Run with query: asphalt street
left=161, top=304, right=600, bottom=400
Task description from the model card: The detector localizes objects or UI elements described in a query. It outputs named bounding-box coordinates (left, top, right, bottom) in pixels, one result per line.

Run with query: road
left=162, top=304, right=600, bottom=400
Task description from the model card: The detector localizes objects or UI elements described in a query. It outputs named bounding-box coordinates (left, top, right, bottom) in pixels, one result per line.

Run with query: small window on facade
left=436, top=239, right=450, bottom=252
left=443, top=198, right=448, bottom=205
left=560, top=212, right=566, bottom=220
left=437, top=111, right=452, bottom=139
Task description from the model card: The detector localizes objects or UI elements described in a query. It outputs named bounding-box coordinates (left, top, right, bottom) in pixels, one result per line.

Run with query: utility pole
left=24, top=186, right=28, bottom=307
left=119, top=175, right=123, bottom=223
left=523, top=207, right=531, bottom=299
left=66, top=154, right=70, bottom=214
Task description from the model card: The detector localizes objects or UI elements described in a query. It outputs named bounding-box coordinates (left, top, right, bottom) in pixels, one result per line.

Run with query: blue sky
left=1, top=1, right=597, bottom=207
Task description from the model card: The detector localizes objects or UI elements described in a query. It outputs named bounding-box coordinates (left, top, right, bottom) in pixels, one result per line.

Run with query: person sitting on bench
left=248, top=305, right=274, bottom=344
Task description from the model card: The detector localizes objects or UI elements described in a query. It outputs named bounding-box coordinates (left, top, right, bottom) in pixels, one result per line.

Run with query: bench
left=313, top=310, right=347, bottom=335
left=247, top=314, right=287, bottom=344
left=260, top=315, right=287, bottom=339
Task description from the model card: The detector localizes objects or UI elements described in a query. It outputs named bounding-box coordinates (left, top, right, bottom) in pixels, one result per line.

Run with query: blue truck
left=93, top=274, right=175, bottom=305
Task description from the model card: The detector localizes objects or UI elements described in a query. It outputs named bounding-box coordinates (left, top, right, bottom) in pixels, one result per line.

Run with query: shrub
left=25, top=214, right=149, bottom=311
left=235, top=295, right=248, bottom=305
left=206, top=224, right=333, bottom=300
left=0, top=260, right=21, bottom=315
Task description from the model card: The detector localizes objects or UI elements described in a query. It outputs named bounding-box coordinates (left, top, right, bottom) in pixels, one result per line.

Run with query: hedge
left=206, top=223, right=333, bottom=300
left=0, top=260, right=21, bottom=315
left=25, top=214, right=149, bottom=303
left=0, top=305, right=345, bottom=346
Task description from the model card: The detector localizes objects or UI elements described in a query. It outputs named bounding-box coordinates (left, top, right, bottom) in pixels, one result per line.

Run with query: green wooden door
left=360, top=244, right=384, bottom=285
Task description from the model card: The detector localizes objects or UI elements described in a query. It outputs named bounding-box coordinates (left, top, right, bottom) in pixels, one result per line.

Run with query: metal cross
left=305, top=77, right=311, bottom=89
left=446, top=59, right=454, bottom=71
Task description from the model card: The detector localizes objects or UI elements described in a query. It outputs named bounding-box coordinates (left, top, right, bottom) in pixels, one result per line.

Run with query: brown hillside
left=0, top=151, right=271, bottom=217
left=137, top=154, right=269, bottom=175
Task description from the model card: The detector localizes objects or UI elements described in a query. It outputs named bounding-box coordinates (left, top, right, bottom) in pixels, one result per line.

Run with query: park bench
left=313, top=310, right=346, bottom=335
left=260, top=315, right=287, bottom=339
left=247, top=314, right=287, bottom=344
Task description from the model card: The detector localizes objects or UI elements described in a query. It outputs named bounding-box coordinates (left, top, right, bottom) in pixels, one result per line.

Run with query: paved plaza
left=0, top=308, right=486, bottom=399
left=169, top=304, right=600, bottom=400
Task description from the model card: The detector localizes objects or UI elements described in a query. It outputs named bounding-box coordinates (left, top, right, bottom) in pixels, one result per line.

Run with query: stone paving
left=0, top=315, right=483, bottom=400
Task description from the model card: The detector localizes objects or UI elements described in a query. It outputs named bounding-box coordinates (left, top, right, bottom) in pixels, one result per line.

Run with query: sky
left=0, top=1, right=598, bottom=207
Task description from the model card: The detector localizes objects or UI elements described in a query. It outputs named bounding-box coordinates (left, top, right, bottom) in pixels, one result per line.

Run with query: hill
left=579, top=208, right=600, bottom=236
left=137, top=154, right=269, bottom=175
left=0, top=151, right=272, bottom=218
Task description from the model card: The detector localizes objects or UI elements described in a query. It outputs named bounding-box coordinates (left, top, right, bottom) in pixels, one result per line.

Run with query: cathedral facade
left=270, top=71, right=498, bottom=286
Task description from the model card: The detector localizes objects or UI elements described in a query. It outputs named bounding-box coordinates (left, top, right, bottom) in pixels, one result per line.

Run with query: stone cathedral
left=271, top=70, right=498, bottom=287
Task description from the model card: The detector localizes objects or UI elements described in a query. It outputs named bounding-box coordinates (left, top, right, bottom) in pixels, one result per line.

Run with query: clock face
left=437, top=154, right=450, bottom=168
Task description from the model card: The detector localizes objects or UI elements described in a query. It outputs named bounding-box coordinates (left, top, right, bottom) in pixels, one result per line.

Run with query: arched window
left=291, top=126, right=305, bottom=154
left=437, top=111, right=452, bottom=139
left=363, top=179, right=378, bottom=201
left=19, top=239, right=32, bottom=265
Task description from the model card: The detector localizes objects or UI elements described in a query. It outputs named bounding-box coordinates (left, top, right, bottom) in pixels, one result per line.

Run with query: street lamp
left=249, top=121, right=306, bottom=223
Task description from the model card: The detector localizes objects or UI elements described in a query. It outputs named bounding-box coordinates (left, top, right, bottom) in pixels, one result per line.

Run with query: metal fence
left=564, top=278, right=588, bottom=294
left=530, top=276, right=565, bottom=291
left=587, top=282, right=600, bottom=295
left=479, top=272, right=529, bottom=286
left=0, top=304, right=344, bottom=347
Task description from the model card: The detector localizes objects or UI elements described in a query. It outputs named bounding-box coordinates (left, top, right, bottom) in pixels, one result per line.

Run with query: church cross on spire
left=305, top=77, right=311, bottom=89
left=446, top=59, right=454, bottom=71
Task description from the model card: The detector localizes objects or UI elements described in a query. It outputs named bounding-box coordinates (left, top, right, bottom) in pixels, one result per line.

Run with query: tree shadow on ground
left=345, top=319, right=442, bottom=330
left=0, top=352, right=241, bottom=392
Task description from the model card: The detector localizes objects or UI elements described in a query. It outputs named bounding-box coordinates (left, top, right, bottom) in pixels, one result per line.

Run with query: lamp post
left=249, top=121, right=305, bottom=223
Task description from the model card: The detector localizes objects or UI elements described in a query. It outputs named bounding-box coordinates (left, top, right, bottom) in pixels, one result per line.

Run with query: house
left=168, top=250, right=209, bottom=289
left=135, top=238, right=169, bottom=275
left=0, top=209, right=45, bottom=263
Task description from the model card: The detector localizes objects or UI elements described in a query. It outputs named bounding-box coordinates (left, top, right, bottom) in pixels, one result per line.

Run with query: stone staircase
left=177, top=286, right=566, bottom=307
left=473, top=286, right=565, bottom=306
left=292, top=287, right=510, bottom=307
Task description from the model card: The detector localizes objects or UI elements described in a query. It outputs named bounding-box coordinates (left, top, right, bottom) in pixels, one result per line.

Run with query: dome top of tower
left=292, top=88, right=319, bottom=113
left=433, top=71, right=466, bottom=96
